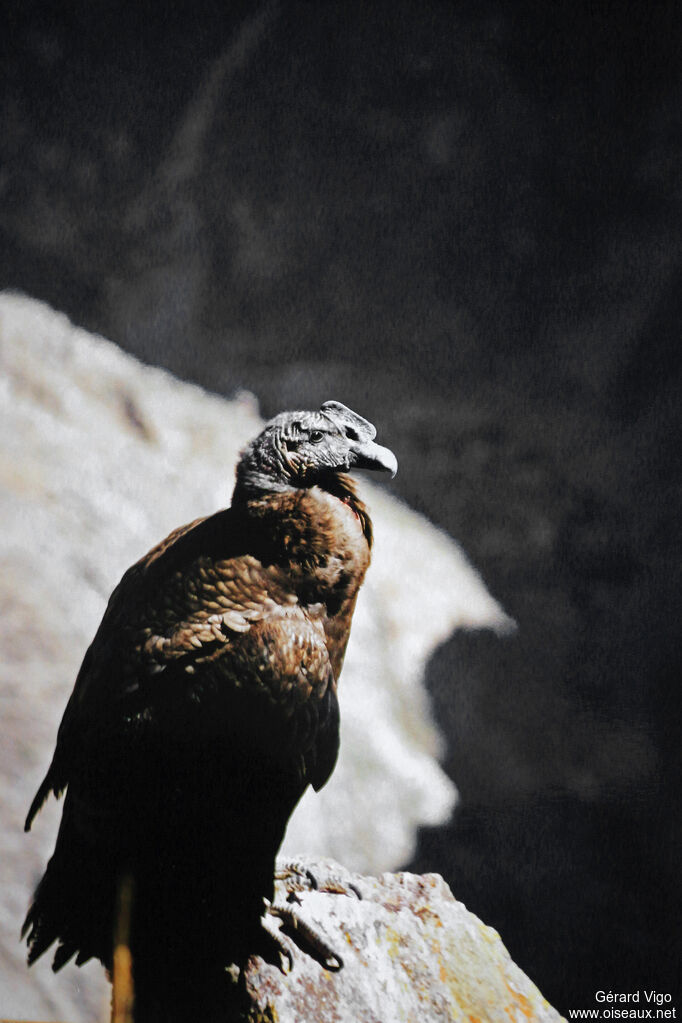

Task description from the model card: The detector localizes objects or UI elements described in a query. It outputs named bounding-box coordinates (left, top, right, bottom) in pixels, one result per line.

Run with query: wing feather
left=26, top=503, right=341, bottom=824
left=26, top=507, right=251, bottom=822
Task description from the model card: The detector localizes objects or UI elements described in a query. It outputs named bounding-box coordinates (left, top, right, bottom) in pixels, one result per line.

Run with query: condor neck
left=233, top=474, right=373, bottom=553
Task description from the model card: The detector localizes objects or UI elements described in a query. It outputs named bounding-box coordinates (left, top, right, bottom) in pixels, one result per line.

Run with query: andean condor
left=23, top=400, right=396, bottom=1017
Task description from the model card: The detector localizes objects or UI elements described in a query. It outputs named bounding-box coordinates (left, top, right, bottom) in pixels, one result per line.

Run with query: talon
left=322, top=949, right=344, bottom=972
left=275, top=859, right=361, bottom=900
left=316, top=878, right=362, bottom=900
left=261, top=903, right=296, bottom=974
left=269, top=900, right=344, bottom=971
left=274, top=861, right=318, bottom=892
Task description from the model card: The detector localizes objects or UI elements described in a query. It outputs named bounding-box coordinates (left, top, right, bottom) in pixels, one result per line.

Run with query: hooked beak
left=349, top=439, right=398, bottom=478
left=319, top=401, right=397, bottom=478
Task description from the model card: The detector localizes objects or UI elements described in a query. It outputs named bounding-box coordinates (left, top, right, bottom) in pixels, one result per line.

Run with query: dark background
left=2, top=0, right=681, bottom=1013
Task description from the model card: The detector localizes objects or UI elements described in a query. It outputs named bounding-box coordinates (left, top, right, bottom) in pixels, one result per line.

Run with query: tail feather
left=52, top=941, right=79, bottom=972
left=22, top=906, right=48, bottom=964
left=23, top=792, right=116, bottom=971
left=25, top=769, right=64, bottom=832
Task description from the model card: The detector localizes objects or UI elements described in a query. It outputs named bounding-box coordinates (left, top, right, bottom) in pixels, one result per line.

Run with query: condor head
left=234, top=400, right=397, bottom=497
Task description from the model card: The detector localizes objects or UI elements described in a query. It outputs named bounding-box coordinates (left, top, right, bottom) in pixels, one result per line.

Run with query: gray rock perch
left=243, top=858, right=565, bottom=1023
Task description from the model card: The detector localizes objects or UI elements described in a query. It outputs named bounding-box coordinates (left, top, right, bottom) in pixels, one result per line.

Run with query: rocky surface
left=243, top=859, right=564, bottom=1023
left=0, top=293, right=511, bottom=1021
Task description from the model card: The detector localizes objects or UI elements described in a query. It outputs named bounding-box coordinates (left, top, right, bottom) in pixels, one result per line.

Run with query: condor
left=23, top=401, right=396, bottom=1013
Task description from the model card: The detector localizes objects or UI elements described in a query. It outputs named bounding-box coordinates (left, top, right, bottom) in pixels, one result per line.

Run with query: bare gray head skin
left=234, top=400, right=397, bottom=499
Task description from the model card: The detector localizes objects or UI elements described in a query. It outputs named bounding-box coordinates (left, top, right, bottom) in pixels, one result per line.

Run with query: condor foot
left=263, top=858, right=363, bottom=972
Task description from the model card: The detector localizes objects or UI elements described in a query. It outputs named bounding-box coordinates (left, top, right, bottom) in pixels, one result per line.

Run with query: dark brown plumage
left=23, top=401, right=396, bottom=1012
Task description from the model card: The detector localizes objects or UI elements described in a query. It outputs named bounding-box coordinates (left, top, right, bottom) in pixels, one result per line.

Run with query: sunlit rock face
left=0, top=293, right=511, bottom=1020
left=244, top=858, right=565, bottom=1023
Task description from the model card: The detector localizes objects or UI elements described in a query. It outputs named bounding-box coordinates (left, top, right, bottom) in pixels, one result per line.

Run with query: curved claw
left=274, top=861, right=319, bottom=892
left=260, top=906, right=296, bottom=974
left=318, top=878, right=362, bottom=900
left=276, top=859, right=363, bottom=901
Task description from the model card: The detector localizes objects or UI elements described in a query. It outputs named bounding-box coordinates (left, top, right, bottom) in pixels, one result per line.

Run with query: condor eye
left=309, top=430, right=324, bottom=443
